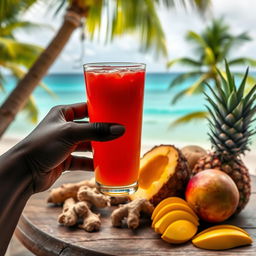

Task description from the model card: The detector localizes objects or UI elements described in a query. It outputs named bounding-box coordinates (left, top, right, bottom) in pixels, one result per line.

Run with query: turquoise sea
left=1, top=73, right=211, bottom=144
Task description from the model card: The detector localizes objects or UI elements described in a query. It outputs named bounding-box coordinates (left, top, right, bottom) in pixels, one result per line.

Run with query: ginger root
left=48, top=178, right=95, bottom=203
left=111, top=198, right=154, bottom=229
left=58, top=198, right=79, bottom=226
left=58, top=197, right=101, bottom=232
left=77, top=186, right=110, bottom=208
left=79, top=210, right=101, bottom=232
left=49, top=178, right=131, bottom=233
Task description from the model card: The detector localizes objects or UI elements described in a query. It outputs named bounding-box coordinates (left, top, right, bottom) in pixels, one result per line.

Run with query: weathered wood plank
left=16, top=172, right=256, bottom=256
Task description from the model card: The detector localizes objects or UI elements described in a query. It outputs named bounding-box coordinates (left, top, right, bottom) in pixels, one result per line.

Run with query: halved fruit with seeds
left=130, top=145, right=190, bottom=207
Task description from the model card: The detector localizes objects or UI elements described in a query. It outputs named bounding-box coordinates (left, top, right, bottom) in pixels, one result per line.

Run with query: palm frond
left=186, top=31, right=207, bottom=48
left=171, top=73, right=211, bottom=104
left=166, top=57, right=201, bottom=68
left=0, top=0, right=38, bottom=23
left=169, top=71, right=203, bottom=89
left=0, top=37, right=43, bottom=67
left=0, top=21, right=52, bottom=37
left=193, top=0, right=211, bottom=12
left=23, top=95, right=39, bottom=123
left=3, top=62, right=55, bottom=97
left=219, top=33, right=251, bottom=61
left=186, top=73, right=210, bottom=95
left=203, top=46, right=215, bottom=64
left=229, top=57, right=256, bottom=66
left=154, top=0, right=211, bottom=13
left=170, top=111, right=208, bottom=127
left=39, top=81, right=57, bottom=98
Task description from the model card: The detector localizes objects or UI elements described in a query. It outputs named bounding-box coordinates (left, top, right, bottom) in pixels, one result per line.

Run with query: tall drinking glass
left=84, top=63, right=146, bottom=195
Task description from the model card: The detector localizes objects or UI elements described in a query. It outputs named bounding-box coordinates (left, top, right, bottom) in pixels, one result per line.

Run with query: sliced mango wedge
left=155, top=210, right=199, bottom=234
left=192, top=228, right=253, bottom=250
left=162, top=220, right=198, bottom=244
left=152, top=202, right=198, bottom=227
left=193, top=225, right=250, bottom=239
left=152, top=197, right=188, bottom=220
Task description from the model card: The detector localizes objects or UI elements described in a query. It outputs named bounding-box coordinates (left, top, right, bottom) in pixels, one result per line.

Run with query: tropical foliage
left=167, top=18, right=256, bottom=126
left=0, top=0, right=211, bottom=137
left=50, top=0, right=211, bottom=55
left=0, top=0, right=48, bottom=122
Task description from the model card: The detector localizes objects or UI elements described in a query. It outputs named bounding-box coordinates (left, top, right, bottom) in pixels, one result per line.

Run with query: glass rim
left=83, top=62, right=146, bottom=70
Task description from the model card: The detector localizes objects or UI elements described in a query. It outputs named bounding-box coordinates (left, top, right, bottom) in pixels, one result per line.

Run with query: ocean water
left=1, top=73, right=211, bottom=145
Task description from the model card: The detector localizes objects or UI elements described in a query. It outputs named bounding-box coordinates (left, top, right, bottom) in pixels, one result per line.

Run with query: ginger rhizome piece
left=58, top=197, right=101, bottom=232
left=47, top=178, right=95, bottom=203
left=58, top=198, right=79, bottom=226
left=77, top=186, right=110, bottom=208
left=49, top=178, right=130, bottom=232
left=111, top=198, right=154, bottom=229
left=79, top=208, right=101, bottom=232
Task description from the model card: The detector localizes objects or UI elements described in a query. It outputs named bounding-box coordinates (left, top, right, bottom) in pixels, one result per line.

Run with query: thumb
left=67, top=122, right=125, bottom=143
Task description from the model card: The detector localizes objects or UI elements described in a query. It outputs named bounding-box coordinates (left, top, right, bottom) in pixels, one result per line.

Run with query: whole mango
left=185, top=169, right=239, bottom=223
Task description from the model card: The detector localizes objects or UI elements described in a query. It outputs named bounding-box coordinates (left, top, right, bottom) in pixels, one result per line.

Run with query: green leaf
left=185, top=74, right=209, bottom=95
left=232, top=100, right=244, bottom=120
left=237, top=67, right=249, bottom=100
left=229, top=57, right=256, bottom=66
left=225, top=59, right=235, bottom=93
left=244, top=84, right=256, bottom=108
left=186, top=31, right=208, bottom=48
left=170, top=111, right=208, bottom=127
left=204, top=47, right=215, bottom=64
left=171, top=76, right=206, bottom=104
left=0, top=21, right=52, bottom=37
left=168, top=71, right=203, bottom=90
left=204, top=92, right=225, bottom=120
left=39, top=82, right=57, bottom=98
left=216, top=68, right=229, bottom=97
left=166, top=57, right=201, bottom=68
left=227, top=91, right=238, bottom=112
left=205, top=105, right=223, bottom=132
left=23, top=95, right=38, bottom=123
left=204, top=81, right=225, bottom=109
left=0, top=37, right=43, bottom=67
left=171, top=88, right=189, bottom=104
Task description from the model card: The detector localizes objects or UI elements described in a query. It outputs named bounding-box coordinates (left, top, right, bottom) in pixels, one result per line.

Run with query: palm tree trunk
left=0, top=11, right=82, bottom=138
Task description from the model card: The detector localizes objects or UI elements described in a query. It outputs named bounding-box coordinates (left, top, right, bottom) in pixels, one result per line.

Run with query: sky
left=16, top=0, right=256, bottom=73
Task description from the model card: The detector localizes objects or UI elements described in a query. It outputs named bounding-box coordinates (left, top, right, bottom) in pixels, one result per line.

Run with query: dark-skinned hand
left=18, top=102, right=125, bottom=193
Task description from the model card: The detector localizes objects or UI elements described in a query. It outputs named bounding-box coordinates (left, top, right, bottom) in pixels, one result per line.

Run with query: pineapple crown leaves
left=204, top=60, right=256, bottom=157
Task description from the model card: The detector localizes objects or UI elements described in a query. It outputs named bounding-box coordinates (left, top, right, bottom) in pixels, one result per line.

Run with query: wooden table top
left=16, top=171, right=256, bottom=256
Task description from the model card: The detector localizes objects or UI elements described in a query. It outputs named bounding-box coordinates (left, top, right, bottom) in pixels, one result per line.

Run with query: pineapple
left=193, top=61, right=256, bottom=213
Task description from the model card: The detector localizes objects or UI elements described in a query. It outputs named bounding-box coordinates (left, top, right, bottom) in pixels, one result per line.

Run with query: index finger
left=63, top=102, right=88, bottom=121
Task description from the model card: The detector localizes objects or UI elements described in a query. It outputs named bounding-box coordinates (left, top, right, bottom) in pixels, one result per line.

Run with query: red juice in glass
left=84, top=63, right=145, bottom=195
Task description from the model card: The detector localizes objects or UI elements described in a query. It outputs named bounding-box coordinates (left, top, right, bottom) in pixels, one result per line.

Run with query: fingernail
left=110, top=124, right=125, bottom=135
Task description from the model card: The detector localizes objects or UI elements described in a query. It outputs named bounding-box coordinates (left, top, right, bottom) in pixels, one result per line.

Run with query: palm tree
left=0, top=0, right=49, bottom=123
left=166, top=18, right=256, bottom=126
left=0, top=0, right=210, bottom=137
